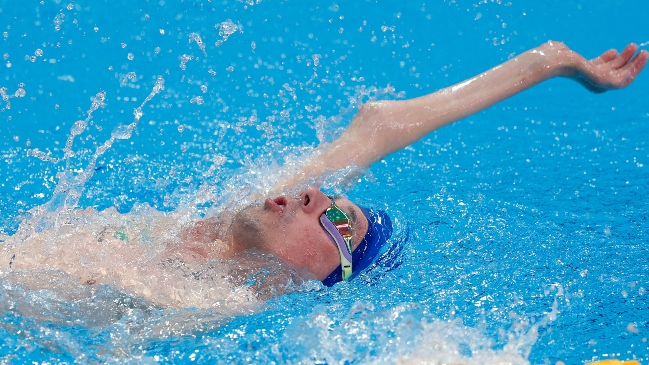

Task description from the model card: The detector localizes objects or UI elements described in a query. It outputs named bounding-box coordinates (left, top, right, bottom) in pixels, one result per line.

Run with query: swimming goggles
left=319, top=196, right=353, bottom=281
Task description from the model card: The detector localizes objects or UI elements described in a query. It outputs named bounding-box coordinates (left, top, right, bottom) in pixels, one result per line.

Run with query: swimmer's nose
left=299, top=186, right=331, bottom=215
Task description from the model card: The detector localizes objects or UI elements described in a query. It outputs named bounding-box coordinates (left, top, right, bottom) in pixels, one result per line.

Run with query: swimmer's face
left=230, top=187, right=368, bottom=280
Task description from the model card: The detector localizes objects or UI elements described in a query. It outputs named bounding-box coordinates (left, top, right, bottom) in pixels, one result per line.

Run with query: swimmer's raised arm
left=273, top=41, right=647, bottom=192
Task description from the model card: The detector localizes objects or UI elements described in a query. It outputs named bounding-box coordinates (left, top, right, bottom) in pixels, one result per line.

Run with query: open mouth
left=265, top=196, right=288, bottom=214
left=274, top=196, right=288, bottom=212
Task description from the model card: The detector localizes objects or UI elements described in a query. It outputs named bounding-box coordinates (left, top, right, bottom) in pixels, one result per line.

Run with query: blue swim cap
left=322, top=207, right=393, bottom=286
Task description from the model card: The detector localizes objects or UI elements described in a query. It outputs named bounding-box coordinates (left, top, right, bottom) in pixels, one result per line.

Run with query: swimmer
left=219, top=41, right=648, bottom=284
left=1, top=41, right=646, bottom=307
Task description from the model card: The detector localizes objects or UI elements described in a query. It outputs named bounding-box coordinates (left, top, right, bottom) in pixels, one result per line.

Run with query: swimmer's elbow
left=353, top=100, right=402, bottom=136
left=355, top=101, right=393, bottom=125
left=348, top=100, right=413, bottom=162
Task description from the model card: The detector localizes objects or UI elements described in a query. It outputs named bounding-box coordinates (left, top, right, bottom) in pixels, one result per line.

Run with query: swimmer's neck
left=171, top=217, right=238, bottom=262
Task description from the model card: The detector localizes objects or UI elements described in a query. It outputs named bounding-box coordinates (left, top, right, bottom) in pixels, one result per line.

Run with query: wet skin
left=2, top=41, right=645, bottom=308
left=229, top=187, right=369, bottom=281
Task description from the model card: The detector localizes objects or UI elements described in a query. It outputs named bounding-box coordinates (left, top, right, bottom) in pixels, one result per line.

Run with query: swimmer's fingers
left=608, top=43, right=638, bottom=69
left=592, top=49, right=617, bottom=65
left=602, top=48, right=649, bottom=89
left=618, top=49, right=648, bottom=86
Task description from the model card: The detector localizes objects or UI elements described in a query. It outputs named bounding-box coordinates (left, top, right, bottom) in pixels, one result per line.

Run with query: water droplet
left=66, top=2, right=74, bottom=10
left=91, top=91, right=106, bottom=110
left=251, top=41, right=256, bottom=49
left=70, top=120, right=87, bottom=136
left=93, top=26, right=99, bottom=32
left=150, top=78, right=164, bottom=95
left=112, top=124, right=133, bottom=140
left=34, top=49, right=43, bottom=57
left=179, top=54, right=193, bottom=70
left=133, top=107, right=143, bottom=119
left=189, top=32, right=206, bottom=55
left=127, top=53, right=134, bottom=60
left=200, top=85, right=207, bottom=93
left=14, top=88, right=26, bottom=97
left=214, top=20, right=240, bottom=46
left=121, top=43, right=127, bottom=48
left=121, top=72, right=136, bottom=86
left=190, top=96, right=204, bottom=105
left=159, top=29, right=165, bottom=35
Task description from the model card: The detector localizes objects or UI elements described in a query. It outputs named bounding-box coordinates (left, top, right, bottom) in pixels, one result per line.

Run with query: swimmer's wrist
left=533, top=41, right=581, bottom=79
left=557, top=52, right=584, bottom=79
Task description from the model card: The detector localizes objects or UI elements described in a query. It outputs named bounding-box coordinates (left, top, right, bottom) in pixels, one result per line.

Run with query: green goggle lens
left=323, top=197, right=354, bottom=258
left=325, top=207, right=352, bottom=238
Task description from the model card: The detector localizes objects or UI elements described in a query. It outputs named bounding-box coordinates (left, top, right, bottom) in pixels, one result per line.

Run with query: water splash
left=18, top=78, right=165, bottom=237
left=274, top=301, right=545, bottom=365
left=26, top=90, right=106, bottom=165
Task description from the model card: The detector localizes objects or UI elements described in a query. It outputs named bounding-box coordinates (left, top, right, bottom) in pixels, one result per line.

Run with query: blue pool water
left=1, top=0, right=648, bottom=363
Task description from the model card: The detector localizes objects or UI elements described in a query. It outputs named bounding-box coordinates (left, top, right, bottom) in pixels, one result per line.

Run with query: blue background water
left=1, top=0, right=648, bottom=363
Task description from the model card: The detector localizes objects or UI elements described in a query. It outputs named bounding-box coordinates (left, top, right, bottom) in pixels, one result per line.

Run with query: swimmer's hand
left=559, top=42, right=648, bottom=93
